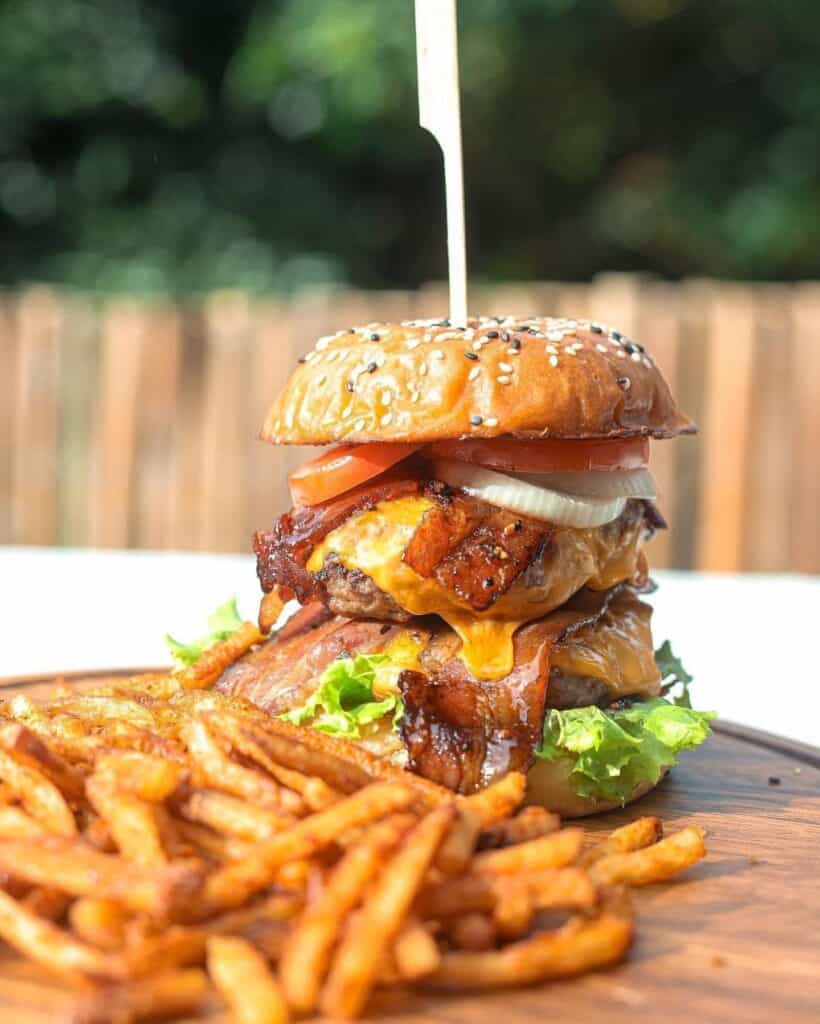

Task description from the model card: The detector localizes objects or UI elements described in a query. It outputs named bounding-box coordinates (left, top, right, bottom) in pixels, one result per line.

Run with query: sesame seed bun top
left=260, top=316, right=695, bottom=445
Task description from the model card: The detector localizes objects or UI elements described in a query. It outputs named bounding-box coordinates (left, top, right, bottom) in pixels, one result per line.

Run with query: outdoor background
left=1, top=0, right=818, bottom=571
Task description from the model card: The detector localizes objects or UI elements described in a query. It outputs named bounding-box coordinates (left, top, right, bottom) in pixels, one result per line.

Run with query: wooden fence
left=2, top=274, right=818, bottom=573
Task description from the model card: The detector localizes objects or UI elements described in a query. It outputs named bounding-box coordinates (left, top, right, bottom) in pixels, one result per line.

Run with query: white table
left=1, top=547, right=817, bottom=748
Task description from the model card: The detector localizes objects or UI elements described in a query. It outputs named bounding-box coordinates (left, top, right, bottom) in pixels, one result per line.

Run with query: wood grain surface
left=0, top=673, right=817, bottom=1023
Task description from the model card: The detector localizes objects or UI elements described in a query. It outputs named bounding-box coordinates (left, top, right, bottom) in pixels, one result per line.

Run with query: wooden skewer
left=415, top=0, right=468, bottom=326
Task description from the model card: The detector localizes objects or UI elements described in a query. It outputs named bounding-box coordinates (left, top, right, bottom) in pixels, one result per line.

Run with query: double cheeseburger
left=217, top=316, right=714, bottom=816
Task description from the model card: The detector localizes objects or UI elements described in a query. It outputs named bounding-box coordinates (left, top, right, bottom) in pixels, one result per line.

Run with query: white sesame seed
left=643, top=357, right=652, bottom=367
left=406, top=338, right=420, bottom=350
left=419, top=362, right=428, bottom=376
left=546, top=345, right=559, bottom=355
left=616, top=350, right=627, bottom=359
left=563, top=346, right=575, bottom=355
left=549, top=355, right=559, bottom=368
left=380, top=412, right=393, bottom=426
left=506, top=348, right=520, bottom=357
left=547, top=330, right=564, bottom=341
left=484, top=417, right=499, bottom=427
left=596, top=344, right=608, bottom=353
left=412, top=392, right=421, bottom=403
left=497, top=375, right=511, bottom=385
left=631, top=352, right=642, bottom=363
left=381, top=389, right=393, bottom=405
left=468, top=366, right=480, bottom=381
left=316, top=373, right=327, bottom=385
left=315, top=335, right=331, bottom=351
left=430, top=350, right=445, bottom=361
left=609, top=339, right=621, bottom=348
left=341, top=406, right=352, bottom=419
left=354, top=418, right=366, bottom=430
left=303, top=351, right=318, bottom=363
left=498, top=362, right=513, bottom=373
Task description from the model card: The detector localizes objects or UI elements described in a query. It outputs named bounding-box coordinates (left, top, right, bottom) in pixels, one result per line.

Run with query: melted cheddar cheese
left=307, top=496, right=647, bottom=682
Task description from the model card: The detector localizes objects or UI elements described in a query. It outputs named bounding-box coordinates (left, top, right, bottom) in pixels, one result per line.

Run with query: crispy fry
left=0, top=888, right=125, bottom=979
left=176, top=788, right=293, bottom=843
left=589, top=826, right=707, bottom=886
left=479, top=806, right=561, bottom=850
left=22, top=887, right=71, bottom=921
left=184, top=718, right=283, bottom=810
left=67, top=967, right=210, bottom=1024
left=580, top=816, right=664, bottom=866
left=321, top=805, right=454, bottom=1020
left=458, top=772, right=526, bottom=827
left=428, top=896, right=634, bottom=989
left=492, top=885, right=534, bottom=940
left=0, top=804, right=48, bottom=838
left=393, top=919, right=441, bottom=980
left=473, top=828, right=584, bottom=874
left=87, top=773, right=170, bottom=867
left=174, top=820, right=253, bottom=863
left=0, top=721, right=86, bottom=801
left=435, top=806, right=480, bottom=875
left=174, top=622, right=263, bottom=690
left=279, top=814, right=413, bottom=1014
left=69, top=899, right=128, bottom=951
left=204, top=782, right=416, bottom=913
left=417, top=867, right=596, bottom=918
left=0, top=837, right=203, bottom=917
left=94, top=751, right=184, bottom=802
left=208, top=935, right=289, bottom=1024
left=444, top=912, right=496, bottom=951
left=0, top=747, right=77, bottom=837
left=258, top=589, right=286, bottom=634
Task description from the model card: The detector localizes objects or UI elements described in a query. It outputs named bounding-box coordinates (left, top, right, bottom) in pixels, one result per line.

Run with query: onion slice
left=431, top=459, right=628, bottom=528
left=524, top=468, right=657, bottom=500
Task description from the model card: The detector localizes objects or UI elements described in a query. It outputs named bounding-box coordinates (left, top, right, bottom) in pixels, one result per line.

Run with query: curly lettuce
left=537, top=643, right=714, bottom=803
left=165, top=596, right=243, bottom=667
left=280, top=653, right=403, bottom=739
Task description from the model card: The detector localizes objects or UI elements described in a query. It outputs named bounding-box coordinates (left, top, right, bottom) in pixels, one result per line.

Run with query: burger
left=216, top=316, right=714, bottom=816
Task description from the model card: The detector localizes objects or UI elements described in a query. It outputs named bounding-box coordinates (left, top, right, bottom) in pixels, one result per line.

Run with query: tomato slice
left=427, top=437, right=649, bottom=474
left=288, top=442, right=423, bottom=506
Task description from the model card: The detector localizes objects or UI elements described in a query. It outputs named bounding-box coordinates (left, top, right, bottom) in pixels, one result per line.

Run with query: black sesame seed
left=483, top=577, right=495, bottom=588
left=768, top=776, right=781, bottom=786
left=297, top=356, right=307, bottom=364
left=501, top=332, right=510, bottom=342
left=366, top=362, right=378, bottom=373
left=494, top=316, right=505, bottom=323
left=370, top=332, right=380, bottom=342
left=465, top=351, right=479, bottom=361
left=379, top=624, right=391, bottom=635
left=345, top=381, right=354, bottom=392
left=624, top=341, right=640, bottom=354
left=347, top=327, right=356, bottom=334
left=514, top=519, right=523, bottom=531
left=470, top=414, right=483, bottom=426
left=617, top=377, right=630, bottom=390
left=486, top=330, right=499, bottom=339
left=511, top=337, right=521, bottom=350
left=610, top=330, right=623, bottom=342
left=590, top=324, right=603, bottom=334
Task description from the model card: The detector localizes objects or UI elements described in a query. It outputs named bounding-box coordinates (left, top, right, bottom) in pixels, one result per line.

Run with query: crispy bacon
left=399, top=588, right=618, bottom=793
left=253, top=473, right=424, bottom=602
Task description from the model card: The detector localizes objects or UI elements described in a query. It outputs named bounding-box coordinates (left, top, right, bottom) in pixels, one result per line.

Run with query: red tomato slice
left=427, top=437, right=649, bottom=474
left=288, top=442, right=424, bottom=506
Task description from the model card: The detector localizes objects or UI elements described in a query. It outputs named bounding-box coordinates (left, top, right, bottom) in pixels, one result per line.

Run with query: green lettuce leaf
left=655, top=639, right=694, bottom=708
left=280, top=653, right=402, bottom=738
left=165, top=596, right=243, bottom=667
left=537, top=697, right=715, bottom=804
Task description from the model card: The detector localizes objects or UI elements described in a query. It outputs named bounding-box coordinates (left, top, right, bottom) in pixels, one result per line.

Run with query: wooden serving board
left=0, top=672, right=818, bottom=1023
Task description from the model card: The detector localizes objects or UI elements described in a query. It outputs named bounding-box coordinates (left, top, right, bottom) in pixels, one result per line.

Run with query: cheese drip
left=307, top=496, right=646, bottom=681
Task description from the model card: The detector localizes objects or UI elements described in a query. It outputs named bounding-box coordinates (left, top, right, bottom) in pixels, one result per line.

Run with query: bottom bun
left=524, top=756, right=663, bottom=818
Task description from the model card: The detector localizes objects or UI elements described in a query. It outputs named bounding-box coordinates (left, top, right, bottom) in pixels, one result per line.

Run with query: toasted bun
left=524, top=756, right=663, bottom=818
left=261, top=316, right=695, bottom=445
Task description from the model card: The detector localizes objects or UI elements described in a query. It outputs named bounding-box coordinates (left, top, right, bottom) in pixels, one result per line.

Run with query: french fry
left=203, top=782, right=416, bottom=913
left=174, top=820, right=253, bottom=863
left=0, top=721, right=86, bottom=800
left=0, top=804, right=48, bottom=839
left=492, top=885, right=534, bottom=940
left=67, top=967, right=210, bottom=1024
left=472, top=828, right=584, bottom=874
left=258, top=589, right=286, bottom=634
left=393, top=919, right=441, bottom=980
left=458, top=772, right=526, bottom=827
left=0, top=888, right=125, bottom=979
left=479, top=806, right=561, bottom=850
left=94, top=751, right=185, bottom=802
left=417, top=867, right=596, bottom=918
left=435, top=806, right=480, bottom=875
left=176, top=788, right=293, bottom=843
left=589, top=826, right=707, bottom=887
left=580, top=816, right=664, bottom=866
left=444, top=912, right=496, bottom=951
left=69, top=899, right=128, bottom=951
left=279, top=814, right=413, bottom=1014
left=184, top=719, right=283, bottom=810
left=86, top=773, right=169, bottom=867
left=208, top=934, right=289, bottom=1024
left=174, top=622, right=263, bottom=690
left=321, top=804, right=454, bottom=1020
left=428, top=897, right=634, bottom=989
left=0, top=837, right=203, bottom=917
left=22, top=887, right=71, bottom=921
left=0, top=747, right=77, bottom=837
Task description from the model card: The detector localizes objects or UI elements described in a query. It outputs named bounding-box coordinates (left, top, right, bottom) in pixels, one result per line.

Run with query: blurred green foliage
left=1, top=0, right=819, bottom=293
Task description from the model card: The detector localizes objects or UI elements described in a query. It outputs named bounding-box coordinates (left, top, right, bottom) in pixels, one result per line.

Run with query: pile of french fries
left=0, top=628, right=707, bottom=1022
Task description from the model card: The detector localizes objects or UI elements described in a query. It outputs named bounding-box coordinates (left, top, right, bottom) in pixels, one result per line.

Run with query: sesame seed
left=465, top=351, right=479, bottom=361
left=510, top=337, right=521, bottom=350
left=498, top=362, right=513, bottom=373
left=430, top=350, right=445, bottom=361
left=617, top=377, right=631, bottom=390
left=470, top=415, right=484, bottom=426
left=596, top=344, right=608, bottom=353
left=316, top=373, right=327, bottom=385
left=497, top=375, right=511, bottom=384
left=590, top=324, right=603, bottom=334
left=341, top=406, right=352, bottom=419
left=482, top=577, right=495, bottom=588
left=546, top=345, right=559, bottom=355
left=616, top=350, right=627, bottom=359
left=354, top=419, right=366, bottom=430
left=345, top=381, right=354, bottom=392
left=506, top=348, right=520, bottom=357
left=325, top=350, right=339, bottom=363
left=631, top=352, right=642, bottom=362
left=486, top=330, right=499, bottom=339
left=412, top=392, right=421, bottom=403
left=315, top=336, right=331, bottom=351
left=347, top=327, right=356, bottom=334
left=484, top=417, right=499, bottom=427
left=297, top=356, right=307, bottom=364
left=419, top=362, right=428, bottom=376
left=366, top=362, right=378, bottom=373
left=370, top=332, right=380, bottom=342
left=547, top=330, right=564, bottom=341
left=610, top=330, right=622, bottom=341
left=549, top=355, right=559, bottom=368
left=381, top=389, right=393, bottom=405
left=468, top=366, right=480, bottom=381
left=380, top=412, right=393, bottom=426
left=501, top=332, right=510, bottom=342
left=407, top=338, right=420, bottom=349
left=563, top=346, right=575, bottom=355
